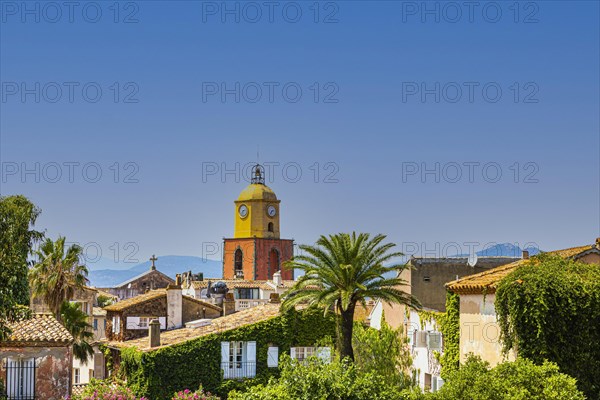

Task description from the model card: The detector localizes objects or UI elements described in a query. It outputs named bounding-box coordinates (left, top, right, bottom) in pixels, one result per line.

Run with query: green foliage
left=60, top=301, right=94, bottom=363
left=118, top=307, right=336, bottom=400
left=0, top=195, right=43, bottom=339
left=353, top=320, right=412, bottom=389
left=96, top=295, right=115, bottom=308
left=228, top=355, right=409, bottom=400
left=70, top=378, right=148, bottom=400
left=29, top=236, right=89, bottom=319
left=430, top=355, right=585, bottom=400
left=495, top=254, right=600, bottom=398
left=438, top=291, right=459, bottom=379
left=282, top=232, right=420, bottom=360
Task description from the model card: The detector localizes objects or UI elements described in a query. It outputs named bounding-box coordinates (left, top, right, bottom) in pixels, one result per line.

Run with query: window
left=5, top=358, right=35, bottom=400
left=267, top=346, right=279, bottom=368
left=104, top=319, right=107, bottom=330
left=89, top=369, right=94, bottom=379
left=112, top=316, right=120, bottom=334
left=234, top=249, right=243, bottom=278
left=269, top=248, right=280, bottom=273
left=423, top=276, right=431, bottom=282
left=268, top=222, right=274, bottom=232
left=221, top=341, right=256, bottom=379
left=74, top=368, right=80, bottom=384
left=93, top=318, right=98, bottom=330
left=236, top=288, right=259, bottom=300
left=139, top=317, right=149, bottom=328
left=290, top=347, right=331, bottom=363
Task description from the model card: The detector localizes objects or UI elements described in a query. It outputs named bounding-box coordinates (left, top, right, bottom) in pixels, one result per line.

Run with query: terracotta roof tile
left=103, top=289, right=222, bottom=313
left=105, top=303, right=281, bottom=351
left=1, top=314, right=73, bottom=346
left=446, top=244, right=598, bottom=294
left=189, top=279, right=297, bottom=291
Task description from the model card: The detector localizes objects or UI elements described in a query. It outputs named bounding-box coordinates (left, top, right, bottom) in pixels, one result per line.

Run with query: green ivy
left=495, top=254, right=600, bottom=399
left=118, top=307, right=336, bottom=400
left=438, top=291, right=459, bottom=379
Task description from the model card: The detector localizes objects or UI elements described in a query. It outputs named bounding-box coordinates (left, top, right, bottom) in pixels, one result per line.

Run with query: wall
left=109, top=270, right=174, bottom=300
left=182, top=297, right=221, bottom=322
left=106, top=296, right=167, bottom=341
left=223, top=238, right=294, bottom=280
left=0, top=345, right=72, bottom=400
left=458, top=293, right=515, bottom=366
left=410, top=257, right=519, bottom=311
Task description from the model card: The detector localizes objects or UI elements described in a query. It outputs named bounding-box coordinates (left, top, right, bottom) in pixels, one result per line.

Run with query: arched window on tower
left=234, top=249, right=243, bottom=278
left=270, top=248, right=280, bottom=275
left=268, top=222, right=274, bottom=232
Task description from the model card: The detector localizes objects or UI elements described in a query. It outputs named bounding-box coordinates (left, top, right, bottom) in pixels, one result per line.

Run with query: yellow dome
left=236, top=183, right=278, bottom=202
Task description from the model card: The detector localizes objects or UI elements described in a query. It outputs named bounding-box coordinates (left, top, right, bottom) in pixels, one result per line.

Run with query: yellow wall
left=234, top=199, right=280, bottom=238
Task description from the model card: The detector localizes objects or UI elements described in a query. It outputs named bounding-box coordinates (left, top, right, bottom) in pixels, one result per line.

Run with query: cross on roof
left=150, top=254, right=158, bottom=270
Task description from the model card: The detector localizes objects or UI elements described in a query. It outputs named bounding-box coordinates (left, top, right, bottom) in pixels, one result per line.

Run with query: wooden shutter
left=267, top=346, right=279, bottom=368
left=126, top=316, right=140, bottom=330
left=290, top=347, right=297, bottom=360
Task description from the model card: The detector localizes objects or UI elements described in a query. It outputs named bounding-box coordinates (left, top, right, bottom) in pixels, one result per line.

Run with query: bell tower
left=223, top=164, right=294, bottom=281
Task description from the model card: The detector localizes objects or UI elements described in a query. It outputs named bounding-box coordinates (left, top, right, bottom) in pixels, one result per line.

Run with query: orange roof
left=190, top=279, right=296, bottom=290
left=1, top=314, right=73, bottom=346
left=104, top=289, right=221, bottom=312
left=446, top=244, right=598, bottom=294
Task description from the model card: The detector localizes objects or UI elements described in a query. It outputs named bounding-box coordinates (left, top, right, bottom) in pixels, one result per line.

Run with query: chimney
left=269, top=293, right=280, bottom=304
left=167, top=283, right=183, bottom=329
left=522, top=250, right=529, bottom=260
left=149, top=319, right=161, bottom=348
left=175, top=274, right=182, bottom=286
left=272, top=271, right=282, bottom=287
left=222, top=292, right=235, bottom=316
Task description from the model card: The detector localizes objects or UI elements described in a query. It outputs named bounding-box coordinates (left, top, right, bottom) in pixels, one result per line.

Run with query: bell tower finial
left=251, top=164, right=265, bottom=185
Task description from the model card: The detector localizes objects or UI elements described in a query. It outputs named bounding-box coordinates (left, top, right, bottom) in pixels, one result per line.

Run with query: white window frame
left=221, top=341, right=256, bottom=379
left=139, top=317, right=149, bottom=328
left=290, top=346, right=331, bottom=363
left=74, top=368, right=80, bottom=384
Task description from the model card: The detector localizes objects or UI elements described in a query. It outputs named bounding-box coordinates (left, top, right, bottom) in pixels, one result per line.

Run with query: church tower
left=223, top=165, right=294, bottom=280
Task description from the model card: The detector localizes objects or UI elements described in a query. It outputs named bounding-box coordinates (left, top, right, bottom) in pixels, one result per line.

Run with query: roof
left=103, top=289, right=221, bottom=312
left=446, top=244, right=598, bottom=294
left=237, top=183, right=278, bottom=202
left=190, top=279, right=296, bottom=291
left=93, top=307, right=107, bottom=317
left=106, top=303, right=281, bottom=351
left=1, top=314, right=73, bottom=346
left=114, top=269, right=175, bottom=289
left=95, top=289, right=118, bottom=299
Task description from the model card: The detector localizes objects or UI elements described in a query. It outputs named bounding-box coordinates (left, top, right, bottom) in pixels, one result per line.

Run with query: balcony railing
left=235, top=299, right=268, bottom=311
left=221, top=362, right=257, bottom=380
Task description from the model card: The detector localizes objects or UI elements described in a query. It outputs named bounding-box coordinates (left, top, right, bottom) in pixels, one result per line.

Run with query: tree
left=431, top=355, right=585, bottom=400
left=0, top=195, right=43, bottom=339
left=282, top=233, right=420, bottom=361
left=60, top=301, right=94, bottom=363
left=96, top=294, right=115, bottom=308
left=353, top=320, right=412, bottom=389
left=29, top=236, right=89, bottom=320
left=495, top=254, right=600, bottom=398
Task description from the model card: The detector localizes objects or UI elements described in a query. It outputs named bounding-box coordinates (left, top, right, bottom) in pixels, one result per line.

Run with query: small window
left=234, top=249, right=244, bottom=278
left=93, top=318, right=98, bottom=330
left=74, top=368, right=80, bottom=384
left=112, top=316, right=120, bottom=334
left=290, top=347, right=331, bottom=363
left=139, top=317, right=149, bottom=328
left=268, top=222, right=274, bottom=232
left=423, top=276, right=431, bottom=282
left=5, top=358, right=35, bottom=398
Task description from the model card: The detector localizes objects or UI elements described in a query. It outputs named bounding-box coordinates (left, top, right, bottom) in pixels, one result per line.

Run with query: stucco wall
left=182, top=297, right=221, bottom=322
left=459, top=293, right=515, bottom=366
left=0, top=345, right=72, bottom=400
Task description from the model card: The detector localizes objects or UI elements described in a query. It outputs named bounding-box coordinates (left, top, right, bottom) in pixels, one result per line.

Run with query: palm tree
left=282, top=232, right=420, bottom=361
left=29, top=236, right=89, bottom=320
left=60, top=301, right=94, bottom=363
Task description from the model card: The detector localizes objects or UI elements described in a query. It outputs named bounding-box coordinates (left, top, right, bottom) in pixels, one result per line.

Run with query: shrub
left=171, top=387, right=220, bottom=400
left=228, top=355, right=407, bottom=400
left=69, top=379, right=148, bottom=400
left=431, top=355, right=585, bottom=400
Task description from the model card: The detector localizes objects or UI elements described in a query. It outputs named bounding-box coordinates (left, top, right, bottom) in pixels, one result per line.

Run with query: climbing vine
left=495, top=254, right=600, bottom=399
left=438, top=291, right=460, bottom=379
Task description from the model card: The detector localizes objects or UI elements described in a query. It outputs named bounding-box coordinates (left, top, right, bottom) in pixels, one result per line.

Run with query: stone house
left=446, top=239, right=600, bottom=366
left=0, top=314, right=74, bottom=400
left=107, top=263, right=175, bottom=301
left=104, top=284, right=222, bottom=341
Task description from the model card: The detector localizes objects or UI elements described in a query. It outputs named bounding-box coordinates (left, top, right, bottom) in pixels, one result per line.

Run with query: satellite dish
left=467, top=253, right=478, bottom=267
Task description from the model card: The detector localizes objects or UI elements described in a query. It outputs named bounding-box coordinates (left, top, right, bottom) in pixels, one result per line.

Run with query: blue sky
left=1, top=1, right=598, bottom=269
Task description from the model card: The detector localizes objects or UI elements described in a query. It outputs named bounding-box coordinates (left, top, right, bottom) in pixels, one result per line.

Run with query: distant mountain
left=453, top=243, right=542, bottom=258
left=87, top=255, right=222, bottom=288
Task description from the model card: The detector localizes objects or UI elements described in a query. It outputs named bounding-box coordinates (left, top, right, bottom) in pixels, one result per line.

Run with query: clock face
left=238, top=204, right=248, bottom=218
left=267, top=205, right=277, bottom=217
